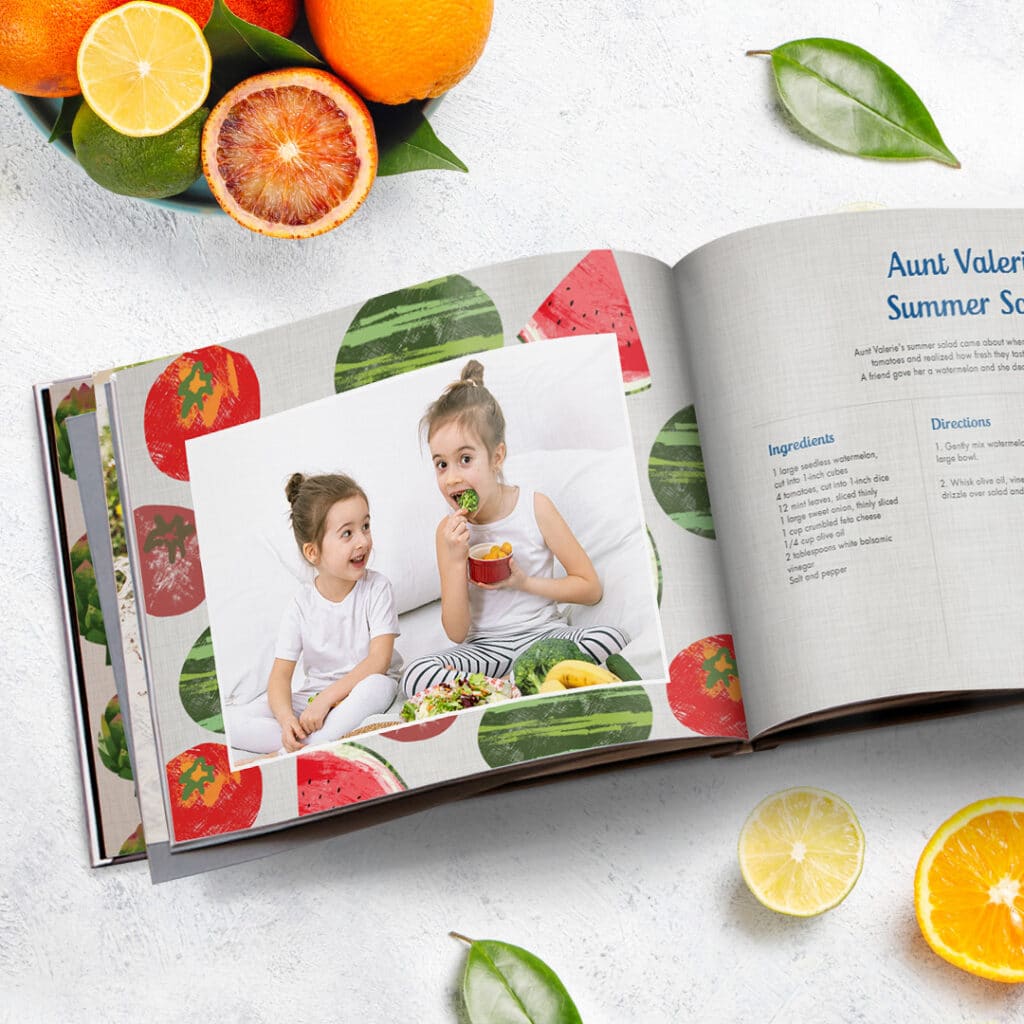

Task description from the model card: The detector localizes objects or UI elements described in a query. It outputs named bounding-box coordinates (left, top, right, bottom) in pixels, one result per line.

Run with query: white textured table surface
left=4, top=2, right=1024, bottom=1021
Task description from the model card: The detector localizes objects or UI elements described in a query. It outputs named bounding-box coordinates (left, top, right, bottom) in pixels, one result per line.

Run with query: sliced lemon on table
left=738, top=786, right=865, bottom=916
left=77, top=1, right=212, bottom=138
left=915, top=796, right=1024, bottom=983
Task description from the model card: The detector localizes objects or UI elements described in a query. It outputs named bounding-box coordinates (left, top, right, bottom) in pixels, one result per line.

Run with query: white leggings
left=225, top=673, right=398, bottom=754
left=400, top=623, right=630, bottom=696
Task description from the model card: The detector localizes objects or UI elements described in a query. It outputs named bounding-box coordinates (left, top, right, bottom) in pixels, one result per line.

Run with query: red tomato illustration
left=133, top=504, right=205, bottom=617
left=165, top=742, right=263, bottom=841
left=144, top=345, right=260, bottom=481
left=666, top=633, right=747, bottom=738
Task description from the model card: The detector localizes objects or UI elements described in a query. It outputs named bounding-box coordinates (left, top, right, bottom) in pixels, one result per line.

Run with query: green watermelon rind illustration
left=179, top=627, right=225, bottom=734
left=648, top=404, right=715, bottom=539
left=476, top=685, right=653, bottom=769
left=646, top=526, right=663, bottom=606
left=334, top=275, right=503, bottom=393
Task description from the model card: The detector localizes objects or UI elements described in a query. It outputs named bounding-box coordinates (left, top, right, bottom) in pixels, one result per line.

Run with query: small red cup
left=469, top=543, right=511, bottom=584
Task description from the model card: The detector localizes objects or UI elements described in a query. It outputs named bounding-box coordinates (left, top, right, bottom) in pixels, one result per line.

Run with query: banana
left=538, top=678, right=567, bottom=693
left=543, top=660, right=620, bottom=689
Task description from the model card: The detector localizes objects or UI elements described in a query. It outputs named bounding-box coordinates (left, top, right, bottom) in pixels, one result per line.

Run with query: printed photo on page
left=187, top=335, right=669, bottom=769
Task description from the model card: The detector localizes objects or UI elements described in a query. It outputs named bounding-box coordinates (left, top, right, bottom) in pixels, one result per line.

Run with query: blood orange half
left=201, top=68, right=377, bottom=238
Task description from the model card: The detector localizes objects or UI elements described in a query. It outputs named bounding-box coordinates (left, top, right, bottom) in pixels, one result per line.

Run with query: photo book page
left=83, top=248, right=747, bottom=878
left=674, top=208, right=1024, bottom=738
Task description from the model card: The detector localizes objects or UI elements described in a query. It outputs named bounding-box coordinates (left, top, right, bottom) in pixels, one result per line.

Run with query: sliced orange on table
left=201, top=68, right=378, bottom=239
left=915, top=796, right=1024, bottom=983
left=77, top=1, right=212, bottom=137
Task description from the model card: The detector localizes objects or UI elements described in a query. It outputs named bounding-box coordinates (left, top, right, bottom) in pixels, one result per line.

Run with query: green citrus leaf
left=373, top=103, right=469, bottom=175
left=456, top=935, right=583, bottom=1024
left=749, top=38, right=959, bottom=167
left=204, top=0, right=323, bottom=100
left=48, top=95, right=82, bottom=143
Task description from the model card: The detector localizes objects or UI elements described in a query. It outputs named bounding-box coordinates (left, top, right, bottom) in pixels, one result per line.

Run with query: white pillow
left=502, top=446, right=644, bottom=568
left=503, top=446, right=656, bottom=649
left=256, top=467, right=442, bottom=619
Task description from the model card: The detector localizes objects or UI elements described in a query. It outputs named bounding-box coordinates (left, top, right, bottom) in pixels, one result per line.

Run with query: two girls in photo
left=230, top=358, right=628, bottom=757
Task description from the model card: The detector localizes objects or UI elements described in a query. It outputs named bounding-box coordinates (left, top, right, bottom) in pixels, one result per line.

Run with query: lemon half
left=77, top=1, right=211, bottom=138
left=739, top=786, right=865, bottom=917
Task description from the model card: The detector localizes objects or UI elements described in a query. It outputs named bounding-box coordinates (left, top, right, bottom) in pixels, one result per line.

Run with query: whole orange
left=0, top=0, right=124, bottom=97
left=305, top=0, right=494, bottom=105
left=0, top=0, right=298, bottom=98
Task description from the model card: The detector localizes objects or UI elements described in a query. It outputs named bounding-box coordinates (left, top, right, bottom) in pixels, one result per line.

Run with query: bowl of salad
left=400, top=674, right=520, bottom=722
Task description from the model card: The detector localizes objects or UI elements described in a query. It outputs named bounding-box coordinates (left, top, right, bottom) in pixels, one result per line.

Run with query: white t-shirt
left=467, top=488, right=564, bottom=636
left=275, top=569, right=402, bottom=689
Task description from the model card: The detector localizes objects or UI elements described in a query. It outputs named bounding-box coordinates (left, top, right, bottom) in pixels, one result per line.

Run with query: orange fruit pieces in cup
left=481, top=543, right=511, bottom=560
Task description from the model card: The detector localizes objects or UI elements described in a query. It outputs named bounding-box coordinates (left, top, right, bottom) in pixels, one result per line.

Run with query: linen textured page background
left=674, top=209, right=1024, bottom=736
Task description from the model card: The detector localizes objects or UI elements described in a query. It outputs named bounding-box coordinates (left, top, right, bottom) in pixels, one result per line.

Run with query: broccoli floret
left=511, top=637, right=596, bottom=695
left=458, top=489, right=479, bottom=512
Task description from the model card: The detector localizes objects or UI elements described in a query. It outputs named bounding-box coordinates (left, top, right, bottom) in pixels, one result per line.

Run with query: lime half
left=72, top=102, right=207, bottom=200
left=738, top=786, right=865, bottom=917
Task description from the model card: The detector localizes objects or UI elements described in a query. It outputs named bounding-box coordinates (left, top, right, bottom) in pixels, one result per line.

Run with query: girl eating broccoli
left=400, top=359, right=628, bottom=696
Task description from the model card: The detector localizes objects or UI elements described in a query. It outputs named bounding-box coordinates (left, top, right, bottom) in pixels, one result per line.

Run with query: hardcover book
left=37, top=208, right=1024, bottom=882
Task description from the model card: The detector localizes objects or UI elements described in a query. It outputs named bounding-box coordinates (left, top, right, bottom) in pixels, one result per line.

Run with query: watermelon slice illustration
left=380, top=717, right=457, bottom=742
left=517, top=250, right=651, bottom=393
left=296, top=744, right=406, bottom=816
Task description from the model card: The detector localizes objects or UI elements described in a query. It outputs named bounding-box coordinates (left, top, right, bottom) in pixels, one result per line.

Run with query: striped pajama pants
left=400, top=622, right=630, bottom=697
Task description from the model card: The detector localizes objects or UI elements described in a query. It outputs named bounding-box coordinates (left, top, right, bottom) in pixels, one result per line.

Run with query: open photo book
left=37, top=208, right=1024, bottom=882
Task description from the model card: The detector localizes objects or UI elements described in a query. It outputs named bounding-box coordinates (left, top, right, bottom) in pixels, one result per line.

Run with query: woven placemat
left=342, top=720, right=404, bottom=739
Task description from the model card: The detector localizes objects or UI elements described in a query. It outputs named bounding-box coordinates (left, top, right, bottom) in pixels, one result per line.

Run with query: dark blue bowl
left=14, top=91, right=443, bottom=217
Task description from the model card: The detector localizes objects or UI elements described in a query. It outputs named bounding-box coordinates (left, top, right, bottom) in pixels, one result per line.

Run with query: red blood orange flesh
left=201, top=68, right=377, bottom=238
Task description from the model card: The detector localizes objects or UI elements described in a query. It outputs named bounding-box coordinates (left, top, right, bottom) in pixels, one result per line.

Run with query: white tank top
left=467, top=488, right=564, bottom=637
